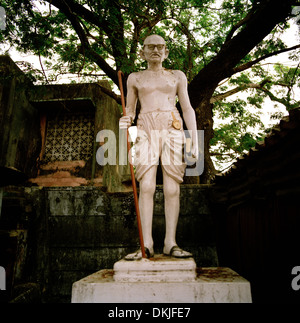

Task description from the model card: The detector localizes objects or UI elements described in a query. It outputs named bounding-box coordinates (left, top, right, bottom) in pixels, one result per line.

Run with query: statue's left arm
left=176, top=70, right=199, bottom=158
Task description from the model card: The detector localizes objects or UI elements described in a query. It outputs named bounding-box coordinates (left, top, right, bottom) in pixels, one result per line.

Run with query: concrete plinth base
left=71, top=265, right=252, bottom=303
left=113, top=254, right=196, bottom=282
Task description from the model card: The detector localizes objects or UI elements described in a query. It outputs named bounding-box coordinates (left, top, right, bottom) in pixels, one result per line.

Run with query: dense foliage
left=1, top=0, right=299, bottom=180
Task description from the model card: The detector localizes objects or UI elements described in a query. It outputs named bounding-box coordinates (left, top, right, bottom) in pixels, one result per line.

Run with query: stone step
left=113, top=254, right=196, bottom=282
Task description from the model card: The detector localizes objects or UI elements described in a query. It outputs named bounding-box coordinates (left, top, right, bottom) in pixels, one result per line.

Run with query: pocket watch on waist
left=171, top=112, right=181, bottom=130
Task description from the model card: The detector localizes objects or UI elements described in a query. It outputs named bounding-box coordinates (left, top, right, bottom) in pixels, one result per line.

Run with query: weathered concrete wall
left=0, top=55, right=41, bottom=184
left=25, top=184, right=218, bottom=302
left=0, top=55, right=129, bottom=191
left=0, top=186, right=40, bottom=303
left=29, top=82, right=127, bottom=192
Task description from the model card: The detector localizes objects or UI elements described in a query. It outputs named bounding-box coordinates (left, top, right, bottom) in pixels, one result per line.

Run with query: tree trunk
left=193, top=90, right=217, bottom=184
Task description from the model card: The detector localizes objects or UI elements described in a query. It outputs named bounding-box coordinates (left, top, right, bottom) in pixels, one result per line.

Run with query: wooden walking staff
left=118, top=71, right=146, bottom=259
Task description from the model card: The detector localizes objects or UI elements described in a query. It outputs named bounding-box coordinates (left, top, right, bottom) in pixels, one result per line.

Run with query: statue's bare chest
left=135, top=71, right=178, bottom=96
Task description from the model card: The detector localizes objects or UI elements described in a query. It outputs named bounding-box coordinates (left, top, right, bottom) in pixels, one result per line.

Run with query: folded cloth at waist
left=139, top=107, right=179, bottom=114
left=134, top=109, right=186, bottom=183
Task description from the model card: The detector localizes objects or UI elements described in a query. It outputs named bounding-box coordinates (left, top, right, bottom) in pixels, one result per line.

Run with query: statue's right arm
left=119, top=73, right=138, bottom=129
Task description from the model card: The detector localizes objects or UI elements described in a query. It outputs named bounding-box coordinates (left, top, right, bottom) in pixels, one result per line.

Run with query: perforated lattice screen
left=44, top=110, right=95, bottom=162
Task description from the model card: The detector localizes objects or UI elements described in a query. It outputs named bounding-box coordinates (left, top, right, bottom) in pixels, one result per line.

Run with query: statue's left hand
left=186, top=138, right=199, bottom=160
left=191, top=141, right=199, bottom=160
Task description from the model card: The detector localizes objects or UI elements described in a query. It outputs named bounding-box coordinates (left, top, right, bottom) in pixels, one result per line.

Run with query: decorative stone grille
left=44, top=110, right=94, bottom=162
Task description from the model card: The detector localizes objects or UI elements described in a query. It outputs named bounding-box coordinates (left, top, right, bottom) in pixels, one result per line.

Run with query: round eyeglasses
left=145, top=44, right=165, bottom=51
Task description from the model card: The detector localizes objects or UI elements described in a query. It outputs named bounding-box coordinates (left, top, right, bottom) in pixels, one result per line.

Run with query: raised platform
left=71, top=258, right=252, bottom=303
left=113, top=254, right=196, bottom=282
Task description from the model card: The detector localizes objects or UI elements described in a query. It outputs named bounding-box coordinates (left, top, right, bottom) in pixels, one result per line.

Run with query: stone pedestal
left=114, top=254, right=196, bottom=282
left=71, top=255, right=252, bottom=303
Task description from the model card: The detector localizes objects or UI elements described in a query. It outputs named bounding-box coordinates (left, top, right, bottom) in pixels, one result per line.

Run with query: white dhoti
left=133, top=110, right=186, bottom=183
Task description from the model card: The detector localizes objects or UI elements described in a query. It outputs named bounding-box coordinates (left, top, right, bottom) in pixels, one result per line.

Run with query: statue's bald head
left=143, top=35, right=166, bottom=48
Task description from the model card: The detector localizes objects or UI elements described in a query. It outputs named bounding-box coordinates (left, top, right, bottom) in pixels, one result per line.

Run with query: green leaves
left=0, top=0, right=299, bottom=173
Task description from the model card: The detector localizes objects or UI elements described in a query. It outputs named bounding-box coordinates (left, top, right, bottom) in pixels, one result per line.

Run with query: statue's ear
left=139, top=49, right=146, bottom=60
left=164, top=48, right=169, bottom=59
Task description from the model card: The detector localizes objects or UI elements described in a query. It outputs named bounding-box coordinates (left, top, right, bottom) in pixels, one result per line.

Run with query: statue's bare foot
left=124, top=247, right=154, bottom=260
left=163, top=245, right=192, bottom=258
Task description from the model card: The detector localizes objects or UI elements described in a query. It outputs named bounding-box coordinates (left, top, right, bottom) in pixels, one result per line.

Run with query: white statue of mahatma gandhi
left=119, top=35, right=198, bottom=260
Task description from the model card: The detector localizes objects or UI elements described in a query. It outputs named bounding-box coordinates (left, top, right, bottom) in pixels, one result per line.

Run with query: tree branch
left=47, top=0, right=111, bottom=34
left=95, top=83, right=121, bottom=105
left=259, top=86, right=299, bottom=109
left=211, top=83, right=261, bottom=103
left=189, top=0, right=296, bottom=109
left=232, top=44, right=300, bottom=74
left=46, top=0, right=118, bottom=84
left=225, top=9, right=255, bottom=43
left=211, top=80, right=300, bottom=110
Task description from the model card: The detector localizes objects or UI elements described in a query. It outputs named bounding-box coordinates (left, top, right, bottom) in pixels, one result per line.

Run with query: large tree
left=1, top=0, right=300, bottom=182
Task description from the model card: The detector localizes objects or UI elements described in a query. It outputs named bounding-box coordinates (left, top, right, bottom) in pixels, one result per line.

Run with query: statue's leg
left=162, top=169, right=180, bottom=254
left=138, top=165, right=157, bottom=255
left=162, top=170, right=192, bottom=258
